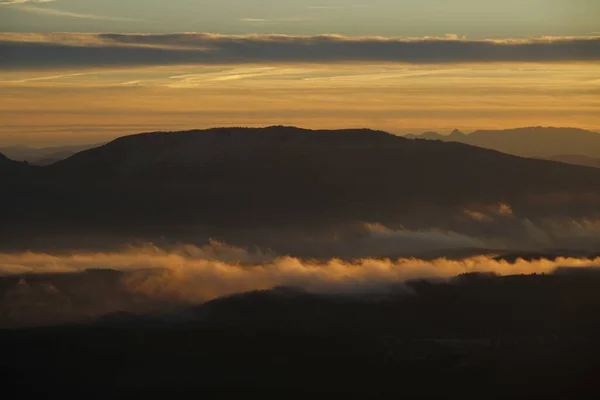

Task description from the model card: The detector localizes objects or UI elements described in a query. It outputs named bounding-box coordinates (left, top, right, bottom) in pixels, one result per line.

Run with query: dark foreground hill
left=1, top=269, right=600, bottom=398
left=0, top=151, right=21, bottom=166
left=0, top=151, right=31, bottom=177
left=406, top=127, right=600, bottom=158
left=2, top=126, right=600, bottom=251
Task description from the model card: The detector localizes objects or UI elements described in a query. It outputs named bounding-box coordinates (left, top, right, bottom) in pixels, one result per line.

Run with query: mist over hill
left=2, top=264, right=600, bottom=398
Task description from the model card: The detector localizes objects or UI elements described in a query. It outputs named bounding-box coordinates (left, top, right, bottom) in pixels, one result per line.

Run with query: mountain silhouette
left=2, top=126, right=600, bottom=250
left=49, top=126, right=401, bottom=176
left=448, top=129, right=467, bottom=139
left=406, top=127, right=600, bottom=158
left=0, top=152, right=31, bottom=177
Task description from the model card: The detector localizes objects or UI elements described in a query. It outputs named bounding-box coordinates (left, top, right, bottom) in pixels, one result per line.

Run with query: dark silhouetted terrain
left=1, top=268, right=600, bottom=398
left=2, top=126, right=600, bottom=253
left=3, top=126, right=600, bottom=398
left=0, top=151, right=30, bottom=177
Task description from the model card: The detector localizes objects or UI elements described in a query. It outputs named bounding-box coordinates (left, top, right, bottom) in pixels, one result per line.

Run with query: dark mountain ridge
left=49, top=126, right=400, bottom=176
left=45, top=126, right=600, bottom=194
left=0, top=151, right=32, bottom=176
left=2, top=126, right=600, bottom=251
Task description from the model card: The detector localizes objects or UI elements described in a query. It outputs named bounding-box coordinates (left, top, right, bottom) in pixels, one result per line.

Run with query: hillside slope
left=2, top=126, right=600, bottom=250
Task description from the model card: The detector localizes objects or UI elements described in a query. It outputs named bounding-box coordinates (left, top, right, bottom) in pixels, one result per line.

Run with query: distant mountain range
left=405, top=127, right=600, bottom=163
left=2, top=126, right=600, bottom=253
left=0, top=143, right=103, bottom=165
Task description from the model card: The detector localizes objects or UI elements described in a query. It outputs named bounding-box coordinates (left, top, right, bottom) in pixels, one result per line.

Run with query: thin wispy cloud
left=241, top=17, right=308, bottom=23
left=308, top=5, right=367, bottom=9
left=0, top=0, right=54, bottom=4
left=15, top=5, right=137, bottom=20
left=2, top=71, right=99, bottom=84
left=4, top=1, right=137, bottom=21
left=1, top=33, right=599, bottom=70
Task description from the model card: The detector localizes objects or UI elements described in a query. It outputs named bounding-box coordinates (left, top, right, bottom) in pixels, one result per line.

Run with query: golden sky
left=2, top=61, right=599, bottom=146
left=1, top=31, right=599, bottom=145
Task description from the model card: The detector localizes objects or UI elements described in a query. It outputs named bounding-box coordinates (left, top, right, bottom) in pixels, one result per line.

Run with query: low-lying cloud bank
left=4, top=207, right=600, bottom=327
left=307, top=211, right=600, bottom=259
left=3, top=239, right=600, bottom=327
left=1, top=33, right=599, bottom=69
left=2, top=241, right=600, bottom=298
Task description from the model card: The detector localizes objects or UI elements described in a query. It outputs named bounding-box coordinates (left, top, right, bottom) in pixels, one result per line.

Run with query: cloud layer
left=1, top=33, right=599, bottom=69
left=2, top=240, right=600, bottom=296
left=3, top=232, right=600, bottom=327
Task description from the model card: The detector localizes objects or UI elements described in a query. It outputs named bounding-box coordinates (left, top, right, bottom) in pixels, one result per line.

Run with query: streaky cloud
left=0, top=0, right=54, bottom=4
left=9, top=5, right=138, bottom=21
left=1, top=33, right=599, bottom=69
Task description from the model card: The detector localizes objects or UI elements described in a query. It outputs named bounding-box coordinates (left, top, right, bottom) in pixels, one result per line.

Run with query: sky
left=1, top=0, right=599, bottom=146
